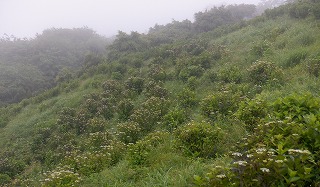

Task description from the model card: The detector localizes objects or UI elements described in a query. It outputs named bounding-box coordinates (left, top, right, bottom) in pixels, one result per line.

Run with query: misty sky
left=0, top=0, right=261, bottom=38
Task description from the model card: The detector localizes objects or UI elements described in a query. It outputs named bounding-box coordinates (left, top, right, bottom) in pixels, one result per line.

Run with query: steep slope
left=0, top=1, right=320, bottom=186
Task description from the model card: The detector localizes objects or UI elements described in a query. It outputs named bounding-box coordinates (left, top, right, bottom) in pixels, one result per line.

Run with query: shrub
left=197, top=94, right=320, bottom=186
left=177, top=88, right=197, bottom=108
left=117, top=99, right=134, bottom=120
left=116, top=122, right=142, bottom=144
left=272, top=93, right=320, bottom=123
left=144, top=81, right=169, bottom=98
left=86, top=117, right=107, bottom=133
left=248, top=61, right=283, bottom=85
left=235, top=97, right=268, bottom=132
left=148, top=64, right=166, bottom=81
left=111, top=71, right=123, bottom=80
left=56, top=107, right=77, bottom=132
left=251, top=40, right=271, bottom=58
left=179, top=65, right=205, bottom=81
left=0, top=174, right=11, bottom=186
left=205, top=69, right=218, bottom=82
left=187, top=76, right=199, bottom=90
left=191, top=52, right=212, bottom=69
left=174, top=122, right=224, bottom=158
left=102, top=80, right=123, bottom=96
left=125, top=77, right=144, bottom=94
left=200, top=91, right=241, bottom=119
left=127, top=131, right=169, bottom=165
left=163, top=108, right=188, bottom=131
left=130, top=97, right=168, bottom=132
left=63, top=151, right=111, bottom=176
left=200, top=119, right=320, bottom=186
left=41, top=166, right=81, bottom=187
left=312, top=3, right=320, bottom=19
left=218, top=66, right=242, bottom=83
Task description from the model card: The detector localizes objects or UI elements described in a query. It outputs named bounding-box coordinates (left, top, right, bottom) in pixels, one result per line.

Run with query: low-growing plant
left=235, top=97, right=268, bottom=132
left=162, top=107, right=188, bottom=131
left=196, top=94, right=320, bottom=186
left=148, top=64, right=167, bottom=81
left=127, top=131, right=170, bottom=165
left=187, top=76, right=199, bottom=90
left=102, top=80, right=123, bottom=96
left=251, top=40, right=271, bottom=58
left=125, top=77, right=144, bottom=94
left=0, top=174, right=11, bottom=186
left=177, top=88, right=197, bottom=108
left=179, top=65, right=205, bottom=81
left=41, top=166, right=81, bottom=187
left=247, top=61, right=283, bottom=85
left=272, top=93, right=320, bottom=123
left=116, top=122, right=142, bottom=144
left=200, top=91, right=241, bottom=119
left=86, top=117, right=107, bottom=133
left=218, top=66, right=242, bottom=84
left=117, top=99, right=134, bottom=120
left=130, top=97, right=169, bottom=132
left=174, top=122, right=225, bottom=158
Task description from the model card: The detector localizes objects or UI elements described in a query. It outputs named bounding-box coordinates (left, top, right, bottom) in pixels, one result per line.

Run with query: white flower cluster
left=288, top=149, right=311, bottom=155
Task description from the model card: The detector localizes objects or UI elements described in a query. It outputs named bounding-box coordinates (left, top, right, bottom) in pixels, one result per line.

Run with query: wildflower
left=232, top=152, right=243, bottom=157
left=247, top=154, right=253, bottom=158
left=288, top=149, right=311, bottom=155
left=260, top=168, right=270, bottom=173
left=234, top=161, right=247, bottom=166
left=216, top=174, right=226, bottom=179
left=256, top=148, right=266, bottom=154
left=275, top=160, right=283, bottom=163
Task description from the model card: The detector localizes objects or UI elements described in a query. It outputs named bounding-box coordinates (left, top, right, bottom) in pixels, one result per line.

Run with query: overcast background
left=0, top=0, right=261, bottom=38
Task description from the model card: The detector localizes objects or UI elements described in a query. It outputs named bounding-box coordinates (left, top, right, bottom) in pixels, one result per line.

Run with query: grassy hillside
left=1, top=1, right=320, bottom=186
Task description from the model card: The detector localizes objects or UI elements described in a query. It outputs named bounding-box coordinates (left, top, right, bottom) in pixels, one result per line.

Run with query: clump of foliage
left=200, top=91, right=241, bottom=119
left=130, top=96, right=168, bottom=132
left=162, top=107, right=188, bottom=131
left=247, top=61, right=284, bottom=85
left=116, top=122, right=142, bottom=144
left=196, top=93, right=320, bottom=186
left=174, top=122, right=225, bottom=158
left=41, top=166, right=82, bottom=187
left=127, top=131, right=170, bottom=165
left=218, top=66, right=243, bottom=83
left=235, top=97, right=268, bottom=132
left=177, top=88, right=198, bottom=108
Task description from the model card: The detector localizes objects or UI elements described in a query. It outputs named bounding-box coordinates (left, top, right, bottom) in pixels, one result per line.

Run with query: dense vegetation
left=1, top=0, right=320, bottom=186
left=0, top=27, right=109, bottom=105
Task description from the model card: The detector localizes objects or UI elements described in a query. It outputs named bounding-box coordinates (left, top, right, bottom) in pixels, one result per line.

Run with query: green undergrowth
left=1, top=1, right=320, bottom=186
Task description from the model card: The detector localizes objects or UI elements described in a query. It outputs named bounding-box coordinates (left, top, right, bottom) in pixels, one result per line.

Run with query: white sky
left=0, top=0, right=261, bottom=38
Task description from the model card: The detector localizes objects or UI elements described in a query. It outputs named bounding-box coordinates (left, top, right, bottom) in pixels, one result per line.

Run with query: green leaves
left=174, top=122, right=225, bottom=158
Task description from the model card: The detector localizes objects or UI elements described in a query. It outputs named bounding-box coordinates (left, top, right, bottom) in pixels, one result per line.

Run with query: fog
left=0, top=0, right=262, bottom=38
